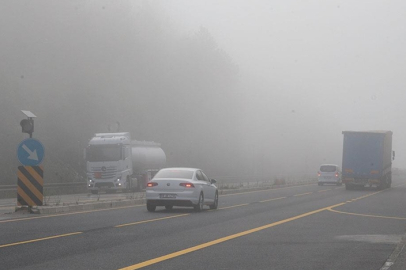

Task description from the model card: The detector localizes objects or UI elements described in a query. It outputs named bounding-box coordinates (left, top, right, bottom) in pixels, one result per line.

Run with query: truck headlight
left=115, top=176, right=122, bottom=182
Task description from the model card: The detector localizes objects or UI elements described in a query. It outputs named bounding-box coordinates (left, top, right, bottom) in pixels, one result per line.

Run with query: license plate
left=160, top=194, right=176, bottom=199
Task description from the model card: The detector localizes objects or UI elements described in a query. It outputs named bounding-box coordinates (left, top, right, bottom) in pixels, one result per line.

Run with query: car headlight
left=89, top=179, right=94, bottom=183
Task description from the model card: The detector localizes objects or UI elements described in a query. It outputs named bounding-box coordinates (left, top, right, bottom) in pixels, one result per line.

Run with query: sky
left=159, top=0, right=406, bottom=170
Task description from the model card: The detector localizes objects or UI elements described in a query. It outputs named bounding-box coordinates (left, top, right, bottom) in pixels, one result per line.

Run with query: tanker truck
left=85, top=132, right=166, bottom=194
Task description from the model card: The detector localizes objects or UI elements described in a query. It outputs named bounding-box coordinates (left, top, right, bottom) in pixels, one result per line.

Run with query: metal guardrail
left=0, top=175, right=318, bottom=194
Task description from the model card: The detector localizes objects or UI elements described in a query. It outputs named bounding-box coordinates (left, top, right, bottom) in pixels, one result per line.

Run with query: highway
left=1, top=178, right=406, bottom=270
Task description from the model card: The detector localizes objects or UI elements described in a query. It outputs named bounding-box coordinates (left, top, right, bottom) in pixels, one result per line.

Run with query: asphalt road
left=1, top=177, right=406, bottom=270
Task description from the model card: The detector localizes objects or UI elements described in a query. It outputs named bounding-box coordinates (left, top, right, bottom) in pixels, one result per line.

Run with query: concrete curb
left=381, top=234, right=406, bottom=270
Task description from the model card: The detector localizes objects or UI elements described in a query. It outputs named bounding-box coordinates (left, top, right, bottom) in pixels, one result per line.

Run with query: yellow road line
left=260, top=197, right=286, bottom=203
left=118, top=202, right=346, bottom=270
left=118, top=187, right=390, bottom=269
left=0, top=183, right=389, bottom=252
left=351, top=191, right=381, bottom=201
left=220, top=183, right=315, bottom=197
left=0, top=214, right=189, bottom=249
left=317, top=189, right=330, bottom=193
left=0, top=205, right=144, bottom=224
left=294, top=192, right=313, bottom=197
left=327, top=208, right=406, bottom=220
left=218, top=203, right=249, bottom=210
left=0, top=232, right=82, bottom=249
left=115, top=214, right=190, bottom=228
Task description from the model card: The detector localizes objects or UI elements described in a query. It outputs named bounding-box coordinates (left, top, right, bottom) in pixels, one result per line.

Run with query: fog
left=162, top=0, right=406, bottom=173
left=1, top=1, right=405, bottom=184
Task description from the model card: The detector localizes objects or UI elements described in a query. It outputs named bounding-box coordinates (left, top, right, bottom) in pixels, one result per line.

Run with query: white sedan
left=145, top=168, right=218, bottom=212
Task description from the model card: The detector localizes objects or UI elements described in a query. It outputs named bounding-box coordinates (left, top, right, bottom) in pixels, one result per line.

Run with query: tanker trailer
left=131, top=140, right=166, bottom=190
left=85, top=132, right=166, bottom=194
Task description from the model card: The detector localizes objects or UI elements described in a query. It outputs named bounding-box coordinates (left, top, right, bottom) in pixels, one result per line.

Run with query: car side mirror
left=210, top=179, right=217, bottom=184
left=393, top=150, right=396, bottom=161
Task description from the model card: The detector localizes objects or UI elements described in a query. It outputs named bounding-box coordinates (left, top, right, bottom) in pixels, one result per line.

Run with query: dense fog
left=1, top=1, right=405, bottom=185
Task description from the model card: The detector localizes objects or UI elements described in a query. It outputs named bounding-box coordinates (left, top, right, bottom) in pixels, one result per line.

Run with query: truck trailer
left=342, top=130, right=394, bottom=190
left=85, top=132, right=166, bottom=194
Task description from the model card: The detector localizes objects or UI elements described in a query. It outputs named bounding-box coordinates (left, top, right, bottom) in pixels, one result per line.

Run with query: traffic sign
left=17, top=138, right=45, bottom=166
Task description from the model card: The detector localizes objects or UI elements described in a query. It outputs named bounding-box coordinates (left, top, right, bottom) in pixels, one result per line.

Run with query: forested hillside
left=0, top=1, right=243, bottom=185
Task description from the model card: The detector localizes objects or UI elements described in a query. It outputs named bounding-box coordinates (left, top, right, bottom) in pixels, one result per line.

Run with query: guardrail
left=0, top=175, right=318, bottom=199
left=0, top=182, right=87, bottom=199
left=0, top=182, right=86, bottom=191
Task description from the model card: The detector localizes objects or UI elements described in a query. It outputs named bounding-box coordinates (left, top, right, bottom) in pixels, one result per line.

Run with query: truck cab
left=85, top=133, right=133, bottom=194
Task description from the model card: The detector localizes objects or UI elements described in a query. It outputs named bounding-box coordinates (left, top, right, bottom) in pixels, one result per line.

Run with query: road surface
left=1, top=178, right=406, bottom=269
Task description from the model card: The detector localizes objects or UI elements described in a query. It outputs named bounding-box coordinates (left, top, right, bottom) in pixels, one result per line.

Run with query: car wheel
left=91, top=190, right=98, bottom=194
left=210, top=192, right=218, bottom=210
left=165, top=205, right=173, bottom=210
left=147, top=202, right=156, bottom=212
left=194, top=193, right=204, bottom=212
left=345, top=184, right=352, bottom=190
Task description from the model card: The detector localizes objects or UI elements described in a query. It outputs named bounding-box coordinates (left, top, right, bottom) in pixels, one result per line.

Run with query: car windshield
left=154, top=170, right=194, bottom=179
left=320, top=165, right=337, bottom=172
left=86, top=144, right=122, bottom=162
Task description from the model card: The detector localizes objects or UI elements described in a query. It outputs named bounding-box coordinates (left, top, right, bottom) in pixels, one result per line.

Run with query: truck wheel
left=125, top=177, right=131, bottom=193
left=345, top=184, right=352, bottom=190
left=136, top=180, right=142, bottom=192
left=378, top=180, right=387, bottom=190
left=147, top=202, right=156, bottom=212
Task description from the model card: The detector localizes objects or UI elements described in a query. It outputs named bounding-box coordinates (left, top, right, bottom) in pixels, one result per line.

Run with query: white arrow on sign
left=22, top=144, right=39, bottom=161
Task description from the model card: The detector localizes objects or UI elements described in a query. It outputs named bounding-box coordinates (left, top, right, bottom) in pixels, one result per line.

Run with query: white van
left=318, top=164, right=342, bottom=186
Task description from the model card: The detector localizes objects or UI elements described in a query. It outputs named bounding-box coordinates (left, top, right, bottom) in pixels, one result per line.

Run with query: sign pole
left=17, top=110, right=44, bottom=211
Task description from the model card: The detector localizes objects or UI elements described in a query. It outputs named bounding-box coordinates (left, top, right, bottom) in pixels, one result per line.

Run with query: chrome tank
left=131, top=141, right=166, bottom=174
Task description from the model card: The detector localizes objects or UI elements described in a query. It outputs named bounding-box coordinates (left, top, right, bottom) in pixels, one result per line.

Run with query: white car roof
left=160, top=167, right=200, bottom=172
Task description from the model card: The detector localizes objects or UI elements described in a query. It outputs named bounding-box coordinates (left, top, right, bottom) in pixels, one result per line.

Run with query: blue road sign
left=17, top=138, right=45, bottom=166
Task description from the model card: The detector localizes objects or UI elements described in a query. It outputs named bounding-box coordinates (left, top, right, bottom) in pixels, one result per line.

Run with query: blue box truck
left=342, top=131, right=394, bottom=190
